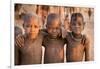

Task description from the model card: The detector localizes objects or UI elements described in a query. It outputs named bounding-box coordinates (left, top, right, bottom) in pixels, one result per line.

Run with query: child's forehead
left=24, top=16, right=39, bottom=24
left=48, top=19, right=60, bottom=25
left=23, top=13, right=39, bottom=21
left=71, top=16, right=83, bottom=22
left=51, top=18, right=60, bottom=22
left=71, top=13, right=84, bottom=22
left=24, top=21, right=39, bottom=26
left=47, top=21, right=61, bottom=28
left=47, top=13, right=61, bottom=26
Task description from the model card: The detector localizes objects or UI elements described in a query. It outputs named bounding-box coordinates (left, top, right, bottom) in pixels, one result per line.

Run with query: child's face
left=23, top=17, right=40, bottom=39
left=47, top=19, right=61, bottom=38
left=70, top=16, right=84, bottom=35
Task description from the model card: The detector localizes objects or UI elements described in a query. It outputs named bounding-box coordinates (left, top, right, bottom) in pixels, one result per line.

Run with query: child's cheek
left=25, top=28, right=31, bottom=34
left=71, top=26, right=76, bottom=33
left=35, top=29, right=40, bottom=35
left=58, top=29, right=61, bottom=33
left=47, top=29, right=52, bottom=34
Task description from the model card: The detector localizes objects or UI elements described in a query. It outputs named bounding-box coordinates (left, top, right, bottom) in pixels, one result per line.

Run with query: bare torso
left=15, top=33, right=43, bottom=65
left=43, top=34, right=65, bottom=63
left=66, top=32, right=88, bottom=62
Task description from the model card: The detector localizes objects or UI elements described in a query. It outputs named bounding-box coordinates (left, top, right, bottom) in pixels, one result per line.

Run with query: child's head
left=23, top=13, right=41, bottom=39
left=70, top=13, right=85, bottom=35
left=46, top=13, right=61, bottom=38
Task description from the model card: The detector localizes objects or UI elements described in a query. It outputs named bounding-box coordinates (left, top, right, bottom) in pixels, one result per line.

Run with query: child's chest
left=19, top=37, right=42, bottom=55
left=66, top=35, right=85, bottom=50
left=44, top=37, right=65, bottom=48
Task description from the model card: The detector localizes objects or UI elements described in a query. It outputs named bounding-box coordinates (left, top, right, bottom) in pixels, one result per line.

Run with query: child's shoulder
left=40, top=29, right=48, bottom=37
left=65, top=32, right=72, bottom=37
left=65, top=32, right=90, bottom=45
left=82, top=34, right=90, bottom=45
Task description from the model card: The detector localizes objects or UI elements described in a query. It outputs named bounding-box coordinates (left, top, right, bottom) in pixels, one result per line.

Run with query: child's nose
left=75, top=24, right=80, bottom=27
left=31, top=27, right=35, bottom=32
left=53, top=29, right=56, bottom=33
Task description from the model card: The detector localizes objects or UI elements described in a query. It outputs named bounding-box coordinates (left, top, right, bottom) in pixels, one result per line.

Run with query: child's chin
left=30, top=36, right=37, bottom=40
left=51, top=35, right=58, bottom=38
left=73, top=32, right=81, bottom=35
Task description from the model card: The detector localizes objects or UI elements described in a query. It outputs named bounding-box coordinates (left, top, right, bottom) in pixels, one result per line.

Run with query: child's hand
left=15, top=35, right=24, bottom=47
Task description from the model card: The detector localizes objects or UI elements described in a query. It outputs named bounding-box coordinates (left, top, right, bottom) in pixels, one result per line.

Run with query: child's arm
left=15, top=45, right=20, bottom=65
left=84, top=37, right=91, bottom=61
left=15, top=35, right=24, bottom=65
left=41, top=29, right=47, bottom=47
left=42, top=36, right=46, bottom=47
left=15, top=35, right=24, bottom=47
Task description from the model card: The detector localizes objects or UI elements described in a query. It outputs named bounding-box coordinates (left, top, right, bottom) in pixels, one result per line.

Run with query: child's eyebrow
left=72, top=17, right=76, bottom=21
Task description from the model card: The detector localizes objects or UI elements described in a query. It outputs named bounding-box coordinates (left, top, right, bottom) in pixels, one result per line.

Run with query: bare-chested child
left=15, top=13, right=43, bottom=65
left=65, top=13, right=91, bottom=62
left=42, top=13, right=66, bottom=64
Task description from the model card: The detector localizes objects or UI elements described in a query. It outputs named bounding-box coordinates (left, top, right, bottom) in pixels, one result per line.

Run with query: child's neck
left=72, top=32, right=82, bottom=39
left=25, top=35, right=37, bottom=42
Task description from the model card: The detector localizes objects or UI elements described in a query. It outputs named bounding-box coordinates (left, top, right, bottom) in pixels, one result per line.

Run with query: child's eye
left=34, top=25, right=38, bottom=28
left=26, top=25, right=31, bottom=27
left=72, top=22, right=76, bottom=25
left=72, top=22, right=83, bottom=26
left=48, top=27, right=52, bottom=30
left=78, top=22, right=82, bottom=26
left=56, top=27, right=60, bottom=30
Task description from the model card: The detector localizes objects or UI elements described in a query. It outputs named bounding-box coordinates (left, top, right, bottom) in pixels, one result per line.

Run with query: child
left=42, top=13, right=66, bottom=63
left=15, top=13, right=43, bottom=65
left=65, top=13, right=91, bottom=62
left=14, top=26, right=23, bottom=65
